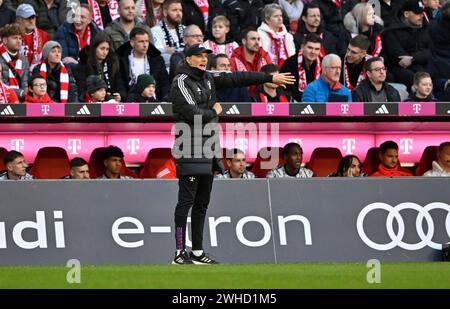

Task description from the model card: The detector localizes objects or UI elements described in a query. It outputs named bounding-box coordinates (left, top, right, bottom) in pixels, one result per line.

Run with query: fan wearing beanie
left=31, top=40, right=79, bottom=103
left=126, top=74, right=158, bottom=102
left=86, top=75, right=109, bottom=103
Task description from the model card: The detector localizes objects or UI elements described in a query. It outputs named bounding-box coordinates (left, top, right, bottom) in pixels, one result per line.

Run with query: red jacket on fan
left=0, top=82, right=18, bottom=103
left=22, top=28, right=49, bottom=66
left=24, top=93, right=55, bottom=103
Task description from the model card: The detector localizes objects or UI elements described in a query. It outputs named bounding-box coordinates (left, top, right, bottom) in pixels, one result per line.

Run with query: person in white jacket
left=423, top=142, right=450, bottom=177
left=278, top=0, right=304, bottom=33
left=257, top=3, right=296, bottom=67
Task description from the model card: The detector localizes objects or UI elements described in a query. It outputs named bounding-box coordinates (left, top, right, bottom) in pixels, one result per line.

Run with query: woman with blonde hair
left=338, top=2, right=384, bottom=58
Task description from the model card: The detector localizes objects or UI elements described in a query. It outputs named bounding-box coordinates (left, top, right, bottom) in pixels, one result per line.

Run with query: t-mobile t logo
left=41, top=105, right=50, bottom=115
left=127, top=138, right=140, bottom=155
left=68, top=139, right=82, bottom=155
left=116, top=104, right=125, bottom=115
left=11, top=139, right=24, bottom=151
left=266, top=104, right=275, bottom=115
left=340, top=104, right=350, bottom=114
left=413, top=104, right=422, bottom=114
left=400, top=138, right=413, bottom=154
left=342, top=138, right=356, bottom=155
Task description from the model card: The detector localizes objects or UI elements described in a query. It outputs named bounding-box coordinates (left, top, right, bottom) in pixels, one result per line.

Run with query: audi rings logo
left=357, top=202, right=450, bottom=251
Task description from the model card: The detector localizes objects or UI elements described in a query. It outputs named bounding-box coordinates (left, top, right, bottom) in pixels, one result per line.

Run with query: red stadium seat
left=307, top=147, right=343, bottom=177
left=415, top=145, right=438, bottom=176
left=251, top=147, right=284, bottom=178
left=362, top=147, right=380, bottom=176
left=0, top=147, right=8, bottom=171
left=29, top=147, right=70, bottom=179
left=140, top=148, right=176, bottom=179
left=88, top=147, right=138, bottom=179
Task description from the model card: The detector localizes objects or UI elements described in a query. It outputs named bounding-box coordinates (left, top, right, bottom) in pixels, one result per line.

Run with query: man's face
left=323, top=58, right=341, bottom=83
left=131, top=33, right=150, bottom=55
left=47, top=46, right=62, bottom=64
left=186, top=52, right=208, bottom=71
left=347, top=157, right=362, bottom=177
left=346, top=44, right=366, bottom=64
left=70, top=165, right=90, bottom=179
left=104, top=156, right=122, bottom=175
left=285, top=146, right=303, bottom=170
left=7, top=156, right=28, bottom=177
left=380, top=148, right=399, bottom=168
left=302, top=8, right=321, bottom=29
left=119, top=0, right=136, bottom=22
left=302, top=41, right=321, bottom=62
left=17, top=16, right=36, bottom=33
left=73, top=7, right=91, bottom=32
left=165, top=3, right=183, bottom=25
left=142, top=84, right=156, bottom=97
left=415, top=77, right=433, bottom=97
left=243, top=31, right=261, bottom=53
left=229, top=153, right=247, bottom=175
left=438, top=146, right=450, bottom=170
left=366, top=60, right=387, bottom=84
left=2, top=35, right=22, bottom=53
left=404, top=11, right=424, bottom=27
left=214, top=57, right=231, bottom=71
left=184, top=27, right=204, bottom=48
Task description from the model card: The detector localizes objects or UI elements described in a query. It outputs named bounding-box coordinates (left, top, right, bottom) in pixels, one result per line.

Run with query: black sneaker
left=189, top=252, right=219, bottom=265
left=172, top=249, right=193, bottom=265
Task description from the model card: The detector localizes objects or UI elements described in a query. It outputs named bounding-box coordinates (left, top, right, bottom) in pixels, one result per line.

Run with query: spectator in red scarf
left=24, top=74, right=55, bottom=103
left=15, top=4, right=49, bottom=70
left=0, top=65, right=18, bottom=103
left=253, top=64, right=290, bottom=102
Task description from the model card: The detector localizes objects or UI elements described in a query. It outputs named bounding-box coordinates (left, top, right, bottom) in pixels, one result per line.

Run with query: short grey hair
left=262, top=3, right=282, bottom=23
left=322, top=54, right=341, bottom=69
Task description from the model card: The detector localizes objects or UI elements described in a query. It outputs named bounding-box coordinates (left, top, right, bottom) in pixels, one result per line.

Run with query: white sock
left=192, top=250, right=203, bottom=257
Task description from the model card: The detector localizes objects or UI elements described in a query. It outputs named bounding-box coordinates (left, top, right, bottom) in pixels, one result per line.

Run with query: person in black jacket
left=171, top=44, right=295, bottom=265
left=223, top=0, right=265, bottom=42
left=382, top=0, right=432, bottom=90
left=352, top=57, right=400, bottom=102
left=181, top=0, right=225, bottom=40
left=117, top=27, right=170, bottom=100
left=0, top=0, right=15, bottom=28
left=73, top=32, right=125, bottom=102
left=312, top=0, right=358, bottom=39
left=293, top=3, right=337, bottom=55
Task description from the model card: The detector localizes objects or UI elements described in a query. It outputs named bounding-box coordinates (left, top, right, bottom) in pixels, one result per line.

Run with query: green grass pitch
left=1, top=263, right=449, bottom=289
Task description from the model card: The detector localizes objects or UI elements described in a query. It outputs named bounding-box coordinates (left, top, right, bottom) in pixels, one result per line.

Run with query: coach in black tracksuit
left=171, top=44, right=294, bottom=264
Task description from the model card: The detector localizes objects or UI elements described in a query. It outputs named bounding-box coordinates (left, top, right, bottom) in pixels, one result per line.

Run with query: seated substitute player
left=63, top=157, right=90, bottom=179
left=370, top=141, right=413, bottom=177
left=423, top=142, right=450, bottom=177
left=216, top=149, right=255, bottom=179
left=0, top=150, right=35, bottom=180
left=97, top=146, right=133, bottom=179
left=267, top=142, right=314, bottom=178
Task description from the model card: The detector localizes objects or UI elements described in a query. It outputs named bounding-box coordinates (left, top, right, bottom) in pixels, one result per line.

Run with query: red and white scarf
left=208, top=41, right=236, bottom=57
left=332, top=0, right=341, bottom=8
left=297, top=49, right=321, bottom=93
left=88, top=0, right=119, bottom=30
left=22, top=29, right=43, bottom=69
left=0, top=43, right=22, bottom=89
left=267, top=30, right=288, bottom=67
left=371, top=33, right=382, bottom=57
left=344, top=61, right=366, bottom=91
left=0, top=81, right=9, bottom=103
left=194, top=0, right=209, bottom=27
left=76, top=26, right=91, bottom=51
left=38, top=61, right=69, bottom=103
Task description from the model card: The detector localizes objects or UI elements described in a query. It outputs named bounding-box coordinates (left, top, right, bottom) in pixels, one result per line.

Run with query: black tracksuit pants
left=175, top=175, right=214, bottom=251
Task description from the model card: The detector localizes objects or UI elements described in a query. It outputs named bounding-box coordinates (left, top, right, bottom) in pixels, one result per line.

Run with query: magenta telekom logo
left=10, top=139, right=24, bottom=151
left=400, top=139, right=413, bottom=155
left=126, top=138, right=140, bottom=155
left=342, top=138, right=356, bottom=155
left=340, top=103, right=350, bottom=114
left=41, top=104, right=50, bottom=115
left=413, top=104, right=421, bottom=114
left=116, top=104, right=125, bottom=115
left=266, top=104, right=275, bottom=115
left=68, top=139, right=82, bottom=155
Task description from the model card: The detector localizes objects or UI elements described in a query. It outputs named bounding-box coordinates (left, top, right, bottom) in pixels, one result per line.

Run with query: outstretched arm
left=213, top=71, right=295, bottom=90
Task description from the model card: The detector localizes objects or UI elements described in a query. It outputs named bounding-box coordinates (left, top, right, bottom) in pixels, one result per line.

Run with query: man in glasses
left=341, top=35, right=370, bottom=91
left=352, top=57, right=400, bottom=102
